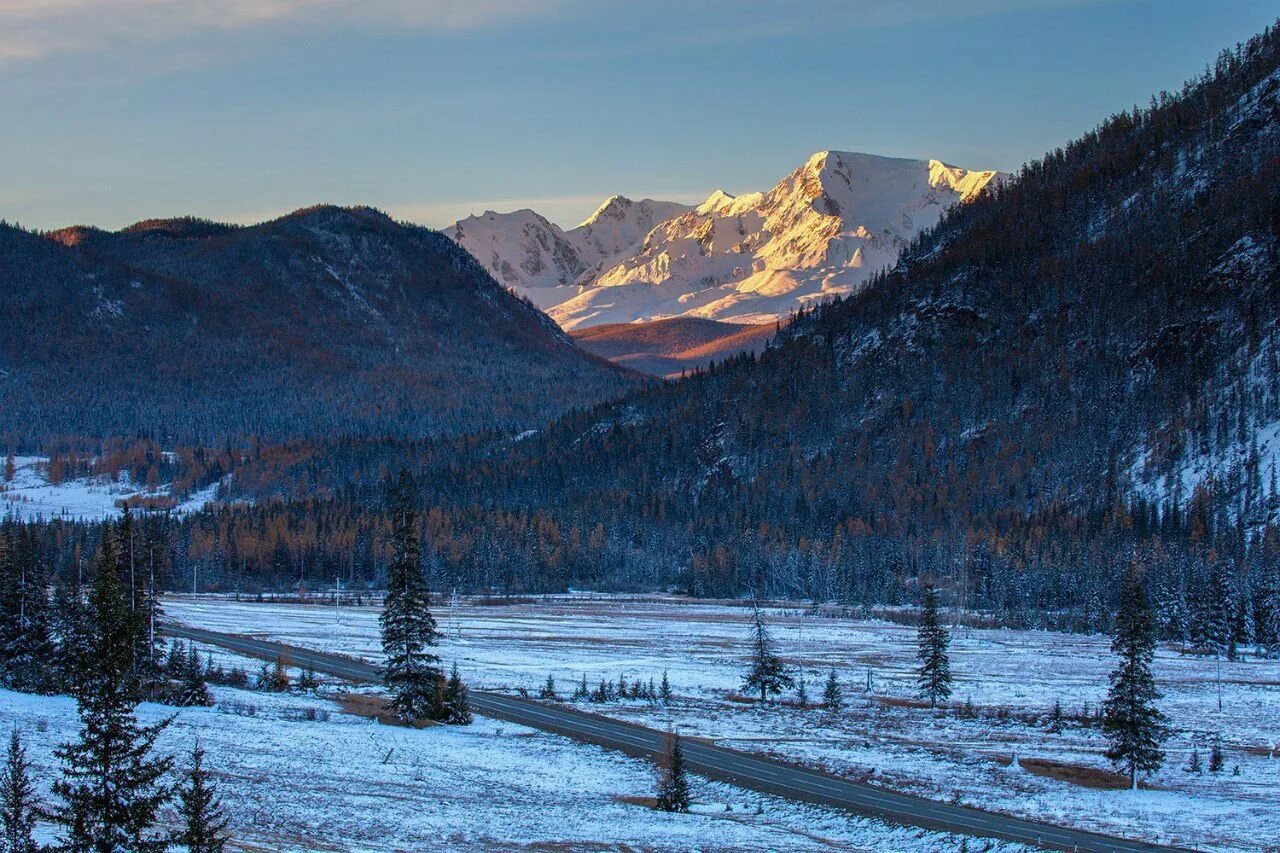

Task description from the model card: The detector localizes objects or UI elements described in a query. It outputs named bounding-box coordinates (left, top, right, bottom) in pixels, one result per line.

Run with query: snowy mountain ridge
left=446, top=151, right=1002, bottom=328
left=444, top=197, right=691, bottom=310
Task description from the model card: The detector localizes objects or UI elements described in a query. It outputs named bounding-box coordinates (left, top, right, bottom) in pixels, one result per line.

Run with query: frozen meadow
left=162, top=594, right=1280, bottom=851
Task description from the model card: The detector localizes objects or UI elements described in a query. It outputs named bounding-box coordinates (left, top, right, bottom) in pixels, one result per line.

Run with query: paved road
left=168, top=623, right=1190, bottom=853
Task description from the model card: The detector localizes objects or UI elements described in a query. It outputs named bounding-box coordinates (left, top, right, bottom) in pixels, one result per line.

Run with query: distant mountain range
left=447, top=152, right=1001, bottom=329
left=0, top=206, right=637, bottom=444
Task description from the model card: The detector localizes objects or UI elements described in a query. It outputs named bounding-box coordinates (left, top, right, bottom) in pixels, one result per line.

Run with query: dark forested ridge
left=0, top=205, right=638, bottom=445
left=8, top=26, right=1280, bottom=641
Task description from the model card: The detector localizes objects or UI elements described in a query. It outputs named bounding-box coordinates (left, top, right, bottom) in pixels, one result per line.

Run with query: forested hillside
left=0, top=206, right=637, bottom=445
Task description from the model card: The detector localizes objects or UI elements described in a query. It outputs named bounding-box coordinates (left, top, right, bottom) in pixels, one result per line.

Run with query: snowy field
left=1, top=673, right=1027, bottom=851
left=0, top=456, right=218, bottom=521
left=164, top=594, right=1280, bottom=852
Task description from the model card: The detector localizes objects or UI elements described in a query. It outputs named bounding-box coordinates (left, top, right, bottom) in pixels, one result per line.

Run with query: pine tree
left=1198, top=559, right=1233, bottom=657
left=1, top=730, right=42, bottom=853
left=1102, top=564, right=1168, bottom=790
left=741, top=607, right=793, bottom=703
left=51, top=579, right=91, bottom=695
left=442, top=664, right=472, bottom=725
left=1048, top=699, right=1064, bottom=732
left=53, top=535, right=173, bottom=852
left=655, top=733, right=691, bottom=813
left=822, top=669, right=843, bottom=711
left=1259, top=569, right=1280, bottom=658
left=1209, top=735, right=1225, bottom=773
left=795, top=673, right=809, bottom=709
left=177, top=644, right=211, bottom=708
left=916, top=585, right=952, bottom=708
left=0, top=525, right=56, bottom=694
left=538, top=674, right=557, bottom=701
left=571, top=674, right=588, bottom=701
left=659, top=670, right=672, bottom=704
left=1187, top=746, right=1202, bottom=774
left=173, top=743, right=229, bottom=853
left=379, top=474, right=444, bottom=721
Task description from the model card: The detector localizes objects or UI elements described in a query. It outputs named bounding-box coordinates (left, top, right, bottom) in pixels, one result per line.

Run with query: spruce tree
left=741, top=607, right=793, bottom=703
left=177, top=644, right=212, bottom=708
left=916, top=585, right=952, bottom=708
left=53, top=532, right=173, bottom=851
left=538, top=674, right=557, bottom=701
left=379, top=473, right=444, bottom=721
left=1102, top=564, right=1168, bottom=790
left=442, top=664, right=473, bottom=725
left=822, top=668, right=843, bottom=711
left=174, top=743, right=229, bottom=853
left=655, top=733, right=691, bottom=813
left=1, top=730, right=42, bottom=853
left=1208, top=735, right=1225, bottom=773
left=659, top=671, right=672, bottom=704
left=0, top=525, right=56, bottom=694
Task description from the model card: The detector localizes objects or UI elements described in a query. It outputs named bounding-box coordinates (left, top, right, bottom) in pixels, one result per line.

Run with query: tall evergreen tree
left=1102, top=564, right=1168, bottom=790
left=0, top=525, right=56, bottom=694
left=380, top=474, right=444, bottom=721
left=741, top=607, right=793, bottom=702
left=442, top=663, right=473, bottom=725
left=655, top=733, right=691, bottom=813
left=822, top=668, right=843, bottom=711
left=916, top=585, right=952, bottom=708
left=52, top=527, right=173, bottom=852
left=173, top=743, right=229, bottom=853
left=1, top=730, right=42, bottom=853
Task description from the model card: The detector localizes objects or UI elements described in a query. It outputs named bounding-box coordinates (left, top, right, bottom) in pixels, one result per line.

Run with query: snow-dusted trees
left=0, top=524, right=56, bottom=694
left=741, top=607, right=793, bottom=703
left=1, top=731, right=42, bottom=853
left=916, top=585, right=952, bottom=709
left=53, top=531, right=173, bottom=851
left=822, top=669, right=843, bottom=711
left=380, top=473, right=444, bottom=721
left=1103, top=564, right=1167, bottom=790
left=174, top=743, right=229, bottom=853
left=655, top=733, right=690, bottom=813
left=442, top=664, right=473, bottom=725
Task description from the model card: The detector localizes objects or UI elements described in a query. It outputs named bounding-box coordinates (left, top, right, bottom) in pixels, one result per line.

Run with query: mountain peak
left=696, top=190, right=737, bottom=215
left=580, top=194, right=635, bottom=227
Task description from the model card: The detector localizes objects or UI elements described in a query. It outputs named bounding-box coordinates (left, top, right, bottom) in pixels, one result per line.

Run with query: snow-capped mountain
left=549, top=152, right=1002, bottom=329
left=445, top=152, right=1000, bottom=329
left=444, top=196, right=690, bottom=310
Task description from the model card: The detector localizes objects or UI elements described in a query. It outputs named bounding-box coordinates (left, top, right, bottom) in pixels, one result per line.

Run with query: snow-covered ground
left=165, top=594, right=1280, bottom=851
left=0, top=456, right=219, bottom=521
left=1, top=668, right=1026, bottom=851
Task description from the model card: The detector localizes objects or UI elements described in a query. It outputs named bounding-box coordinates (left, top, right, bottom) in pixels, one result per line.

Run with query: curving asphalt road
left=167, top=622, right=1191, bottom=853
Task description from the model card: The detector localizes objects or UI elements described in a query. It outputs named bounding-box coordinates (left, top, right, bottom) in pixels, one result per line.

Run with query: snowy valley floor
left=157, top=594, right=1280, bottom=851
left=1, top=675, right=1027, bottom=852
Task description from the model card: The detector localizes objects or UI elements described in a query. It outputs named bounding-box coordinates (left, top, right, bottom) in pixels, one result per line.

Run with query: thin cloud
left=0, top=0, right=571, bottom=65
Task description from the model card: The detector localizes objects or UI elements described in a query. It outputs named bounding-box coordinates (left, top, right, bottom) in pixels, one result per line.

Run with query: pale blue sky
left=2, top=1, right=1275, bottom=231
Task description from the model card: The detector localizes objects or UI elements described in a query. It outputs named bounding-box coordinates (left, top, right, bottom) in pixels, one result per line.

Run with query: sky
left=1, top=0, right=1277, bottom=231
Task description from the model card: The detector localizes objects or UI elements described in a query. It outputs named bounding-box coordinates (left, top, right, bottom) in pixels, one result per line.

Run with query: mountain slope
left=444, top=197, right=690, bottom=310
left=362, top=23, right=1280, bottom=608
left=0, top=206, right=638, bottom=445
left=550, top=152, right=1002, bottom=328
left=570, top=318, right=776, bottom=377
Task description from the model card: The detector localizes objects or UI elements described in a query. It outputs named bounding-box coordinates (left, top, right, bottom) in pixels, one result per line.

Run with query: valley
left=162, top=594, right=1279, bottom=852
